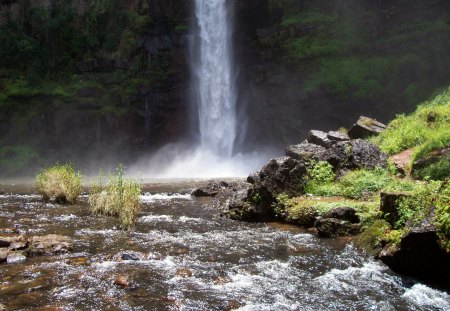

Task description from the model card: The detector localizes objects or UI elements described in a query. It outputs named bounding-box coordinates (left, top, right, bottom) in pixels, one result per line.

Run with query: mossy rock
left=354, top=220, right=390, bottom=256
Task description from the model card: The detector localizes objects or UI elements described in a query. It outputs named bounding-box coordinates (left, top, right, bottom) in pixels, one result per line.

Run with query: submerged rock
left=6, top=252, right=27, bottom=264
left=348, top=116, right=386, bottom=139
left=175, top=268, right=193, bottom=278
left=28, top=235, right=73, bottom=256
left=0, top=248, right=8, bottom=262
left=113, top=275, right=129, bottom=287
left=379, top=216, right=450, bottom=289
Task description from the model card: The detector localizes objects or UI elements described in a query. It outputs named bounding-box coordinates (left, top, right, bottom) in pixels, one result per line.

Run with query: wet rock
left=380, top=192, right=410, bottom=226
left=191, top=181, right=229, bottom=197
left=285, top=143, right=327, bottom=162
left=113, top=275, right=129, bottom=287
left=175, top=268, right=193, bottom=278
left=9, top=241, right=27, bottom=251
left=327, top=131, right=349, bottom=142
left=0, top=239, right=10, bottom=248
left=247, top=171, right=260, bottom=184
left=0, top=248, right=9, bottom=262
left=6, top=252, right=26, bottom=264
left=0, top=303, right=6, bottom=311
left=213, top=276, right=232, bottom=285
left=306, top=130, right=331, bottom=148
left=28, top=235, right=73, bottom=256
left=348, top=116, right=386, bottom=139
left=66, top=256, right=89, bottom=266
left=315, top=218, right=360, bottom=237
left=257, top=157, right=307, bottom=196
left=221, top=300, right=241, bottom=311
left=322, top=207, right=359, bottom=223
left=121, top=253, right=141, bottom=261
left=324, top=139, right=387, bottom=172
left=0, top=228, right=19, bottom=234
left=379, top=216, right=450, bottom=289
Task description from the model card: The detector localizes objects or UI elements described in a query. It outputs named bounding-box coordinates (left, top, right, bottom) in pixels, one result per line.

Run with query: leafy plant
left=35, top=163, right=82, bottom=203
left=89, top=164, right=141, bottom=229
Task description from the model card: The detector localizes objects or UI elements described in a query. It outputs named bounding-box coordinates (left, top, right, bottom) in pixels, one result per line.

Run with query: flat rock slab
left=6, top=252, right=27, bottom=264
left=28, top=234, right=73, bottom=256
left=348, top=116, right=386, bottom=139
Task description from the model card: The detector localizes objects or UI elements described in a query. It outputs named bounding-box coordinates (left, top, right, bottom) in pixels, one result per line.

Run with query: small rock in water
left=0, top=248, right=9, bottom=262
left=121, top=253, right=141, bottom=261
left=6, top=252, right=27, bottom=264
left=113, top=275, right=129, bottom=287
left=0, top=239, right=10, bottom=248
left=222, top=300, right=241, bottom=311
left=9, top=242, right=27, bottom=250
left=213, top=276, right=232, bottom=285
left=0, top=228, right=18, bottom=234
left=175, top=268, right=193, bottom=278
left=0, top=303, right=7, bottom=311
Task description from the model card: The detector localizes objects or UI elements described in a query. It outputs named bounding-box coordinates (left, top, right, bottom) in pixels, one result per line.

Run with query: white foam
left=139, top=215, right=174, bottom=223
left=402, top=284, right=450, bottom=310
left=140, top=193, right=192, bottom=202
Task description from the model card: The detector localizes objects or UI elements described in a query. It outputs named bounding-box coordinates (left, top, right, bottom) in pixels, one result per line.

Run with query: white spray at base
left=131, top=0, right=271, bottom=178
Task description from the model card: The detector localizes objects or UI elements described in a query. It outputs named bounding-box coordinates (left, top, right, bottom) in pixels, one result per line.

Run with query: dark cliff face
left=234, top=0, right=450, bottom=150
left=1, top=0, right=450, bottom=175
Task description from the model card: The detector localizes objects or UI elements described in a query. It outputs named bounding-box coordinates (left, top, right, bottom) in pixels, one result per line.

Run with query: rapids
left=0, top=181, right=449, bottom=310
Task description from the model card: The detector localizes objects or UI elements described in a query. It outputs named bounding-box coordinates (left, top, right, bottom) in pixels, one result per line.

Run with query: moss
left=355, top=220, right=390, bottom=256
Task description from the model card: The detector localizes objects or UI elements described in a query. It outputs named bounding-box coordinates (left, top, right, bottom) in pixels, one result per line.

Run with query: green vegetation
left=0, top=145, right=39, bottom=175
left=89, top=165, right=141, bottom=229
left=354, top=220, right=391, bottom=256
left=35, top=164, right=82, bottom=204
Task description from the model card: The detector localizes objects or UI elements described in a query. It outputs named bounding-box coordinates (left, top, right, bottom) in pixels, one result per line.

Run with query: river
left=0, top=180, right=449, bottom=310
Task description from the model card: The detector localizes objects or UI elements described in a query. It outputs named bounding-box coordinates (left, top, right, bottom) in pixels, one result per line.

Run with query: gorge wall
left=1, top=0, right=450, bottom=175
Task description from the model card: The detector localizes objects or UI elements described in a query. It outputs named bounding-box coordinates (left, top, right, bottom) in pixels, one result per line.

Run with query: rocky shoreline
left=193, top=116, right=450, bottom=290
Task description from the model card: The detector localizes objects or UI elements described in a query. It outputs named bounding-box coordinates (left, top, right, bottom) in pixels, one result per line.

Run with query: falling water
left=195, top=0, right=236, bottom=157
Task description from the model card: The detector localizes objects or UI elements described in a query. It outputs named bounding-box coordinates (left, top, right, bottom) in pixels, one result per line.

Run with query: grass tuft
left=35, top=163, right=82, bottom=204
left=89, top=164, right=141, bottom=229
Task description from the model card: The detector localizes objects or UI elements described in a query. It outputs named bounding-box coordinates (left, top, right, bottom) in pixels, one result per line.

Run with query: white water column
left=195, top=0, right=236, bottom=157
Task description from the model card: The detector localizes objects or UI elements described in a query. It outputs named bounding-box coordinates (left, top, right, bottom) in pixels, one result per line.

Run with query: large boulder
left=322, top=207, right=359, bottom=223
left=256, top=156, right=307, bottom=196
left=324, top=139, right=387, bottom=172
left=305, top=130, right=331, bottom=148
left=348, top=116, right=386, bottom=139
left=379, top=216, right=450, bottom=289
left=315, top=218, right=360, bottom=237
left=191, top=181, right=229, bottom=197
left=285, top=143, right=327, bottom=162
left=219, top=182, right=274, bottom=222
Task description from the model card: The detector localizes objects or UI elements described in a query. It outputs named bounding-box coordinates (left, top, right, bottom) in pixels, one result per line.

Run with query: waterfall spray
left=194, top=0, right=236, bottom=157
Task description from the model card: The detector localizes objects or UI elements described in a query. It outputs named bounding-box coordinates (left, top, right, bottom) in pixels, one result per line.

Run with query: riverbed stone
left=348, top=116, right=386, bottom=139
left=6, top=252, right=27, bottom=264
left=28, top=234, right=73, bottom=256
left=175, top=268, right=193, bottom=278
left=0, top=239, right=10, bottom=248
left=0, top=248, right=9, bottom=262
left=113, top=275, right=129, bottom=287
left=315, top=218, right=360, bottom=237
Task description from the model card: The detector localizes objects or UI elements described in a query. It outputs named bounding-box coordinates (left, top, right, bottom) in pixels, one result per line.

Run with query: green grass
left=371, top=87, right=450, bottom=156
left=89, top=165, right=141, bottom=229
left=35, top=163, right=82, bottom=204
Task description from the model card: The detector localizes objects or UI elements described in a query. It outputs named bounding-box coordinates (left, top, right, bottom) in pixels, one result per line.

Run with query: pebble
left=6, top=253, right=26, bottom=264
left=113, top=275, right=129, bottom=287
left=175, top=268, right=193, bottom=278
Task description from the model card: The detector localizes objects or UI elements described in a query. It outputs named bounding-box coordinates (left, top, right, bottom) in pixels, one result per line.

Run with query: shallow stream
left=0, top=180, right=449, bottom=310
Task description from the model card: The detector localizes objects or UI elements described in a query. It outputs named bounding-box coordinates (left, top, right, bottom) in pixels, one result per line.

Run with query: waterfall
left=194, top=0, right=236, bottom=157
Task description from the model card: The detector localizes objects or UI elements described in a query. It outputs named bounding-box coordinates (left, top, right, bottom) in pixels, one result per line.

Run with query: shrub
left=89, top=165, right=141, bottom=229
left=435, top=181, right=450, bottom=252
left=35, top=163, right=82, bottom=203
